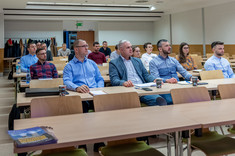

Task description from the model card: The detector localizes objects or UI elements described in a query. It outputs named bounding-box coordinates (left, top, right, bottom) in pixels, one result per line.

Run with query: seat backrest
left=171, top=87, right=211, bottom=104
left=191, top=55, right=203, bottom=69
left=206, top=53, right=213, bottom=58
left=98, top=65, right=109, bottom=76
left=218, top=83, right=235, bottom=99
left=169, top=53, right=176, bottom=58
left=199, top=70, right=224, bottom=80
left=31, top=96, right=83, bottom=118
left=54, top=63, right=66, bottom=71
left=93, top=92, right=140, bottom=112
left=30, top=78, right=63, bottom=88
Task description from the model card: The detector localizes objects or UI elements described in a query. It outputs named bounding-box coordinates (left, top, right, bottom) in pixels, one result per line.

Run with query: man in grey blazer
left=109, top=40, right=167, bottom=106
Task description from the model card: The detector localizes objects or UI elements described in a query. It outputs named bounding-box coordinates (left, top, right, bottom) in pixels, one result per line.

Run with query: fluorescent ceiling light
left=150, top=6, right=156, bottom=11
left=27, top=2, right=151, bottom=8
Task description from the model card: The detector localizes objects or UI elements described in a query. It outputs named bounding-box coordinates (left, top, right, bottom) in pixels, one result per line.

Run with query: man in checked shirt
left=30, top=48, right=58, bottom=79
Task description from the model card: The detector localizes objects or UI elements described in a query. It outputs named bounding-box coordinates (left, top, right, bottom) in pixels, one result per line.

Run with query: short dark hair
left=156, top=39, right=168, bottom=50
left=115, top=44, right=119, bottom=50
left=102, top=41, right=107, bottom=44
left=143, top=42, right=152, bottom=50
left=36, top=48, right=45, bottom=54
left=93, top=42, right=99, bottom=46
left=211, top=41, right=224, bottom=49
left=27, top=42, right=36, bottom=49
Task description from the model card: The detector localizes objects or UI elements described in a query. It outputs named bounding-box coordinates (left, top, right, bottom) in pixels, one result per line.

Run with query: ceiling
left=1, top=0, right=235, bottom=21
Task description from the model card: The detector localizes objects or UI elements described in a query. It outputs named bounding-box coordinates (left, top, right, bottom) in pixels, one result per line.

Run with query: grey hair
left=118, top=40, right=130, bottom=49
left=73, top=39, right=85, bottom=47
left=157, top=39, right=168, bottom=49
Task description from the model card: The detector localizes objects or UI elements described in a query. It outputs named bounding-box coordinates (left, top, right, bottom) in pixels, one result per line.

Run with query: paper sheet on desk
left=135, top=82, right=156, bottom=88
left=177, top=81, right=192, bottom=85
left=192, top=69, right=203, bottom=73
left=90, top=90, right=107, bottom=96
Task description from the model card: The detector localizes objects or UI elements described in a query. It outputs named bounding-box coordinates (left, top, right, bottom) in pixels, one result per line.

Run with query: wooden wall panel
left=172, top=45, right=203, bottom=55
left=0, top=48, right=4, bottom=73
left=77, top=31, right=94, bottom=50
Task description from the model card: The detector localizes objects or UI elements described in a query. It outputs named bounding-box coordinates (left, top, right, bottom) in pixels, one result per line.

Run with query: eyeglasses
left=76, top=45, right=89, bottom=48
left=183, top=47, right=189, bottom=49
left=38, top=53, right=47, bottom=55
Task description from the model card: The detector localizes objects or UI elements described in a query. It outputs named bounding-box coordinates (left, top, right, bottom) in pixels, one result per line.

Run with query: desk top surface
left=17, top=78, right=235, bottom=106
left=14, top=105, right=201, bottom=153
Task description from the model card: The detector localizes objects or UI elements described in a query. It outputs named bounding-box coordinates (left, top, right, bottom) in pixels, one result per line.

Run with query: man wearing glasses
left=63, top=39, right=104, bottom=93
left=63, top=39, right=105, bottom=152
left=30, top=48, right=58, bottom=79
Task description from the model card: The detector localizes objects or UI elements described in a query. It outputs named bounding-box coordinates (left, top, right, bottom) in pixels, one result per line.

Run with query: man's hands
left=123, top=80, right=134, bottom=87
left=165, top=78, right=178, bottom=84
left=76, top=85, right=90, bottom=93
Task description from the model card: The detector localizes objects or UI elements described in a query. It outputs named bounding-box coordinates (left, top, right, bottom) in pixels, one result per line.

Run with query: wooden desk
left=17, top=78, right=235, bottom=107
left=14, top=106, right=200, bottom=153
left=172, top=98, right=235, bottom=128
left=20, top=76, right=110, bottom=88
left=17, top=91, right=92, bottom=107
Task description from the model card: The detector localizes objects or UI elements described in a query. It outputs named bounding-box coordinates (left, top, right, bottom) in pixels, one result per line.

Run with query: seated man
left=20, top=42, right=38, bottom=72
left=88, top=42, right=106, bottom=65
left=149, top=39, right=193, bottom=104
left=63, top=39, right=105, bottom=152
left=30, top=48, right=58, bottom=79
left=109, top=40, right=167, bottom=106
left=204, top=41, right=235, bottom=78
left=99, top=41, right=111, bottom=58
left=110, top=44, right=121, bottom=60
left=41, top=42, right=53, bottom=61
left=58, top=43, right=71, bottom=57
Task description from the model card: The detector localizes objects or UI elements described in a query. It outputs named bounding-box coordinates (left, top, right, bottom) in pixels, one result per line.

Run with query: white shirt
left=141, top=53, right=157, bottom=71
left=121, top=56, right=143, bottom=84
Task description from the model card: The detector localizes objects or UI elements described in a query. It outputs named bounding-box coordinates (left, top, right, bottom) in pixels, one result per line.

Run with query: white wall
left=98, top=21, right=154, bottom=45
left=172, top=9, right=203, bottom=45
left=4, top=20, right=63, bottom=46
left=0, top=13, right=4, bottom=48
left=205, top=1, right=235, bottom=44
left=153, top=1, right=235, bottom=46
left=153, top=15, right=170, bottom=44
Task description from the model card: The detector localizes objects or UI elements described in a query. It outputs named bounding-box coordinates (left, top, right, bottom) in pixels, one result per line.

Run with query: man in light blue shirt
left=63, top=39, right=105, bottom=151
left=150, top=39, right=192, bottom=83
left=109, top=40, right=167, bottom=106
left=20, top=43, right=38, bottom=72
left=149, top=39, right=193, bottom=104
left=63, top=39, right=104, bottom=92
left=204, top=41, right=235, bottom=78
left=110, top=44, right=120, bottom=60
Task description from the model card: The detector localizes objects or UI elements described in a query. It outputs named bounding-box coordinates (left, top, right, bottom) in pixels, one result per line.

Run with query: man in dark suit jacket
left=109, top=40, right=167, bottom=106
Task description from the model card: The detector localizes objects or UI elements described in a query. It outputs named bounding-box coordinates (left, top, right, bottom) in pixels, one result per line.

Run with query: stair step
left=0, top=98, right=15, bottom=106
left=0, top=93, right=14, bottom=98
left=0, top=142, right=15, bottom=156
left=0, top=114, right=9, bottom=127
left=0, top=106, right=11, bottom=114
left=0, top=126, right=11, bottom=140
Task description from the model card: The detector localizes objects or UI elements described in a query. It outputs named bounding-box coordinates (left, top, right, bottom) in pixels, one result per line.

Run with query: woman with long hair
left=178, top=42, right=197, bottom=71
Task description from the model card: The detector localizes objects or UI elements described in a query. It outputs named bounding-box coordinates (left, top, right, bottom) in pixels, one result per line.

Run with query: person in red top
left=30, top=48, right=58, bottom=79
left=88, top=42, right=106, bottom=65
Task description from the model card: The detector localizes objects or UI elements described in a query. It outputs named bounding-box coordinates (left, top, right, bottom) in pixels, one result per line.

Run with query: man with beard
left=149, top=39, right=192, bottom=104
left=30, top=48, right=58, bottom=79
left=204, top=41, right=235, bottom=78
